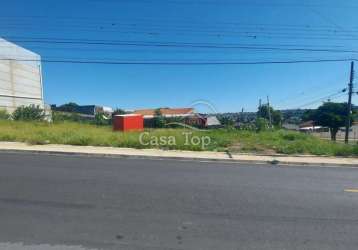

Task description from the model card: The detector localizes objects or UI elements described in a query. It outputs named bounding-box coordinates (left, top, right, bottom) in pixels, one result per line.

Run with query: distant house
left=185, top=114, right=221, bottom=128
left=73, top=105, right=113, bottom=116
left=299, top=120, right=327, bottom=132
left=133, top=108, right=221, bottom=128
left=282, top=123, right=299, bottom=131
left=336, top=121, right=358, bottom=139
left=134, top=108, right=195, bottom=119
left=51, top=104, right=113, bottom=118
left=205, top=115, right=221, bottom=128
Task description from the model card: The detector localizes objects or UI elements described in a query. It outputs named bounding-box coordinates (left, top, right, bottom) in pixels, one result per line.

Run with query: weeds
left=0, top=120, right=357, bottom=156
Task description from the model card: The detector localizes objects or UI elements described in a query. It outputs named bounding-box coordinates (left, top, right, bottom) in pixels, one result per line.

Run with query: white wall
left=0, top=38, right=44, bottom=113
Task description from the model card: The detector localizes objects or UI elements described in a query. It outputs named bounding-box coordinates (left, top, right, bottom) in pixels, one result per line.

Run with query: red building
left=113, top=114, right=144, bottom=132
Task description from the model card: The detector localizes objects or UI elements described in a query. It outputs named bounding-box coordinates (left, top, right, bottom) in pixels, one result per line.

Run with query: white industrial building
left=0, top=37, right=44, bottom=113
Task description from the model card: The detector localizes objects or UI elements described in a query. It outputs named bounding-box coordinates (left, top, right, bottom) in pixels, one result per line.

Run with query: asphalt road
left=1, top=152, right=358, bottom=250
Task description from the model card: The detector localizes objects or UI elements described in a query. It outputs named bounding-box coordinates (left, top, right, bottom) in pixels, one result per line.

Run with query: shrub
left=255, top=118, right=269, bottom=132
left=94, top=112, right=110, bottom=126
left=153, top=109, right=165, bottom=128
left=112, top=108, right=127, bottom=116
left=52, top=111, right=82, bottom=123
left=12, top=105, right=45, bottom=121
left=0, top=109, right=10, bottom=120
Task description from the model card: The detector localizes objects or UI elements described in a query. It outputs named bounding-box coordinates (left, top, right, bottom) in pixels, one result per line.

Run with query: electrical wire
left=5, top=24, right=358, bottom=41
left=0, top=57, right=356, bottom=65
left=293, top=92, right=347, bottom=109
left=3, top=38, right=358, bottom=54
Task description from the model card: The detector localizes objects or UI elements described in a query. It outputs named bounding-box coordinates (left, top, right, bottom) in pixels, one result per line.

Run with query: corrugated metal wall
left=0, top=38, right=44, bottom=113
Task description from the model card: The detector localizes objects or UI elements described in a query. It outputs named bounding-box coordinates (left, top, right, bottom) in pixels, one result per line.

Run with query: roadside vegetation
left=0, top=104, right=357, bottom=156
left=0, top=119, right=357, bottom=156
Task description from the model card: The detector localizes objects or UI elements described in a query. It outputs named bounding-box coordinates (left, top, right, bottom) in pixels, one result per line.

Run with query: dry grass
left=0, top=120, right=357, bottom=156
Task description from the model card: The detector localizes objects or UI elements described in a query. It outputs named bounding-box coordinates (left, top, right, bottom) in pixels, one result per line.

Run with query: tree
left=153, top=108, right=165, bottom=128
left=310, top=102, right=352, bottom=141
left=219, top=117, right=235, bottom=127
left=57, top=102, right=79, bottom=113
left=257, top=104, right=282, bottom=127
left=302, top=109, right=316, bottom=122
left=112, top=108, right=126, bottom=116
left=272, top=110, right=283, bottom=127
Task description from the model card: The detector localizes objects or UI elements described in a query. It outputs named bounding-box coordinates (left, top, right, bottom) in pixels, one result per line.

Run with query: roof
left=299, top=126, right=323, bottom=130
left=282, top=123, right=299, bottom=130
left=133, top=108, right=195, bottom=117
left=206, top=116, right=221, bottom=126
left=299, top=120, right=314, bottom=128
left=114, top=114, right=142, bottom=117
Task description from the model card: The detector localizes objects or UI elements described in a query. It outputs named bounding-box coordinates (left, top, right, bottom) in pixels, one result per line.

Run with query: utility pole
left=267, top=95, right=272, bottom=128
left=345, top=61, right=354, bottom=144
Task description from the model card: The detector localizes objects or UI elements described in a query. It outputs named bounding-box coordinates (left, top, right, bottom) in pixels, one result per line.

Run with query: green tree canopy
left=302, top=109, right=316, bottom=122
left=58, top=102, right=79, bottom=113
left=309, top=102, right=351, bottom=141
left=112, top=108, right=127, bottom=115
left=257, top=104, right=282, bottom=127
left=153, top=108, right=165, bottom=128
left=219, top=117, right=235, bottom=127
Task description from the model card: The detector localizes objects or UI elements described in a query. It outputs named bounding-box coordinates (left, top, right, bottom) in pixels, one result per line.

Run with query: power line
left=1, top=14, right=357, bottom=29
left=81, top=0, right=358, bottom=9
left=275, top=83, right=346, bottom=108
left=278, top=88, right=347, bottom=109
left=0, top=58, right=356, bottom=65
left=5, top=20, right=358, bottom=35
left=3, top=36, right=349, bottom=49
left=3, top=38, right=358, bottom=54
left=5, top=24, right=358, bottom=41
left=6, top=20, right=358, bottom=41
left=293, top=91, right=347, bottom=109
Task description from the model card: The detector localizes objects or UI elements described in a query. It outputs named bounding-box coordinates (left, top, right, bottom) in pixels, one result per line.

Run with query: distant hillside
left=213, top=109, right=312, bottom=125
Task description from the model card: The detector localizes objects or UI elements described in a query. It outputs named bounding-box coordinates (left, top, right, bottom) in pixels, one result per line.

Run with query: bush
left=52, top=111, right=82, bottom=123
left=0, top=109, right=10, bottom=120
left=12, top=105, right=45, bottom=121
left=255, top=118, right=269, bottom=132
left=94, top=112, right=110, bottom=126
left=112, top=108, right=127, bottom=116
left=153, top=109, right=165, bottom=128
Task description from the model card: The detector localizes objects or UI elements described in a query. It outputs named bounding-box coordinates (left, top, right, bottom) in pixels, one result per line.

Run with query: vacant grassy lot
left=0, top=120, right=357, bottom=156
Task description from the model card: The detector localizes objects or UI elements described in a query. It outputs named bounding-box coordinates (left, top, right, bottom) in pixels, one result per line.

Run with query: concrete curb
left=0, top=149, right=247, bottom=163
left=0, top=142, right=357, bottom=167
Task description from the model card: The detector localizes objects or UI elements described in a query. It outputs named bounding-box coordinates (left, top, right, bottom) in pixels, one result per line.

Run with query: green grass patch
left=0, top=120, right=357, bottom=156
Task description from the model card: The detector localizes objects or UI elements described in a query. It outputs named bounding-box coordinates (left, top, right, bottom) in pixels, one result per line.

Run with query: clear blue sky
left=1, top=0, right=357, bottom=112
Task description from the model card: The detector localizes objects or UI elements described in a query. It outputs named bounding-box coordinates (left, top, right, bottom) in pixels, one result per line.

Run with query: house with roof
left=133, top=108, right=195, bottom=119
left=299, top=120, right=327, bottom=132
left=133, top=107, right=221, bottom=128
